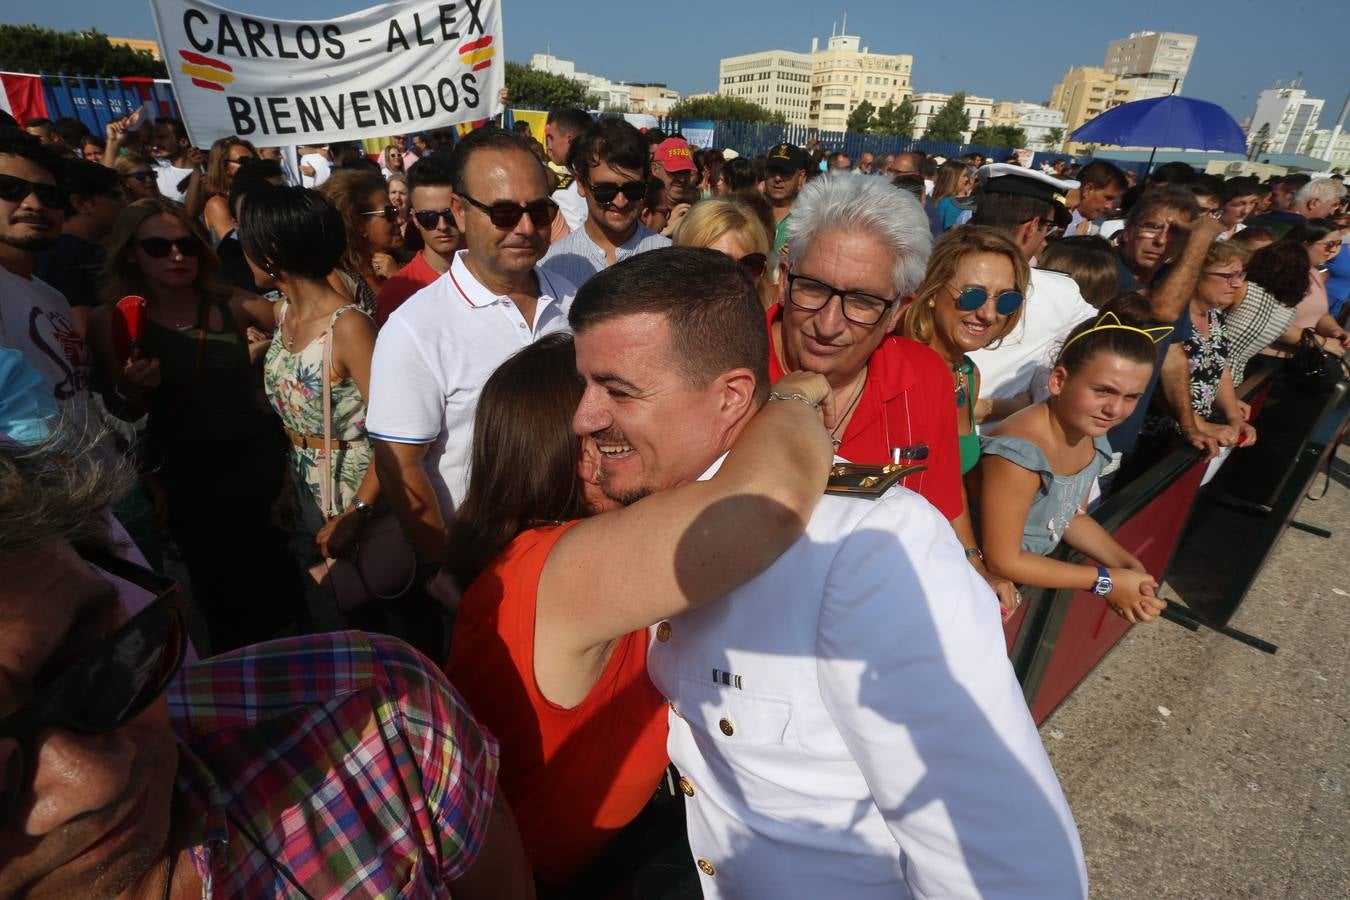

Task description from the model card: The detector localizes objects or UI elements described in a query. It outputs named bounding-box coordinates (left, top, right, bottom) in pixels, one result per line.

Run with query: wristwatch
left=1090, top=566, right=1113, bottom=597
left=350, top=497, right=377, bottom=520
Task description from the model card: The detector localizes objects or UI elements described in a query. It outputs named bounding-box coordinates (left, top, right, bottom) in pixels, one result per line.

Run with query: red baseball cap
left=654, top=137, right=696, bottom=173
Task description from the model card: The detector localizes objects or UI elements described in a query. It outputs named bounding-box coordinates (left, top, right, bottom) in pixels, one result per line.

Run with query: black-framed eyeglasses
left=412, top=207, right=456, bottom=230
left=954, top=285, right=1024, bottom=315
left=361, top=205, right=400, bottom=223
left=0, top=549, right=187, bottom=826
left=125, top=170, right=155, bottom=183
left=1202, top=269, right=1248, bottom=285
left=738, top=252, right=768, bottom=280
left=0, top=173, right=69, bottom=210
left=585, top=178, right=647, bottom=207
left=137, top=235, right=201, bottom=258
left=785, top=272, right=897, bottom=326
left=226, top=155, right=251, bottom=166
left=459, top=194, right=558, bottom=229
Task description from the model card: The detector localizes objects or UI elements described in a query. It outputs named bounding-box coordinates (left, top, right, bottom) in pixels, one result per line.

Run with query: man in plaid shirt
left=0, top=426, right=533, bottom=899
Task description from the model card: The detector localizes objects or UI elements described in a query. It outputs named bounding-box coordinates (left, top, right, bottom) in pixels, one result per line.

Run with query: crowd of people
left=2, top=101, right=1348, bottom=898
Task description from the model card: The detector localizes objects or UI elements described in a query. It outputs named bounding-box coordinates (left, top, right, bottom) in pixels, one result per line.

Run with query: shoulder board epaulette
left=825, top=463, right=927, bottom=499
left=556, top=173, right=573, bottom=189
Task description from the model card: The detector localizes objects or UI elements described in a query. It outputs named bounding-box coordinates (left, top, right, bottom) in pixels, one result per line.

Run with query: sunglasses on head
left=137, top=235, right=201, bottom=258
left=412, top=207, right=456, bottom=230
left=738, top=252, right=768, bottom=280
left=460, top=194, right=558, bottom=229
left=0, top=549, right=187, bottom=826
left=586, top=178, right=647, bottom=206
left=361, top=205, right=400, bottom=223
left=955, top=286, right=1024, bottom=315
left=0, top=173, right=69, bottom=210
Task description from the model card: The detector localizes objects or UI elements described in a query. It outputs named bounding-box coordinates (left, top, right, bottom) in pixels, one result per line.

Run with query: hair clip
left=1061, top=311, right=1174, bottom=353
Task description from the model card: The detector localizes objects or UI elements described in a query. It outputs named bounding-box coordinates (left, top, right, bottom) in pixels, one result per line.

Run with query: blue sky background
left=18, top=0, right=1350, bottom=128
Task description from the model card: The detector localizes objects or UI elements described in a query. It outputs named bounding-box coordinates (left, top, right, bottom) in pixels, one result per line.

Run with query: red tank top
left=446, top=523, right=670, bottom=884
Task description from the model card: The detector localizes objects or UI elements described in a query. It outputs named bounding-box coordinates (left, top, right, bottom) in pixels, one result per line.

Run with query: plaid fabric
left=169, top=631, right=499, bottom=898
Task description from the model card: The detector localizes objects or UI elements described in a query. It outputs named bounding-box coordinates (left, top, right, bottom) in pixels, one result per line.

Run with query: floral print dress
left=1142, top=307, right=1230, bottom=436
left=264, top=303, right=373, bottom=554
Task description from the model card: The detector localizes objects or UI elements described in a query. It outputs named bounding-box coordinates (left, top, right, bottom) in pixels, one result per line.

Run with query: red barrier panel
left=1029, top=459, right=1207, bottom=723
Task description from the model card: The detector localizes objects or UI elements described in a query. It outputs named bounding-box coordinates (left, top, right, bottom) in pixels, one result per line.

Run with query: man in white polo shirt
left=367, top=127, right=577, bottom=564
left=541, top=117, right=669, bottom=286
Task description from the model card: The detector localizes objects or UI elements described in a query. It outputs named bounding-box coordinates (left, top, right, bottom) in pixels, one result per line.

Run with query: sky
left=19, top=0, right=1350, bottom=128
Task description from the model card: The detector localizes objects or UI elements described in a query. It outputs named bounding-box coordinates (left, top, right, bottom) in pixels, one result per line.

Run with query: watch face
left=1092, top=577, right=1112, bottom=597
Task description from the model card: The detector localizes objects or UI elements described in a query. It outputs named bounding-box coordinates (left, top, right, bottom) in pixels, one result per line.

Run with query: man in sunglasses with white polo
left=373, top=153, right=462, bottom=326
left=540, top=118, right=670, bottom=287
left=368, top=127, right=577, bottom=574
left=0, top=128, right=94, bottom=419
left=0, top=426, right=535, bottom=899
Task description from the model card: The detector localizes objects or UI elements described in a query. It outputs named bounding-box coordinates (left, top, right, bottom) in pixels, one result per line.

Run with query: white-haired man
left=1246, top=177, right=1347, bottom=239
left=767, top=174, right=1015, bottom=605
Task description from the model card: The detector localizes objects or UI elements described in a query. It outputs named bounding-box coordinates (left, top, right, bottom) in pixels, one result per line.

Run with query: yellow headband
left=1061, top=311, right=1174, bottom=354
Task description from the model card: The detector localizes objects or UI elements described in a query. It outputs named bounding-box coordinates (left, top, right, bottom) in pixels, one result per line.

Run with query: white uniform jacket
left=649, top=467, right=1088, bottom=899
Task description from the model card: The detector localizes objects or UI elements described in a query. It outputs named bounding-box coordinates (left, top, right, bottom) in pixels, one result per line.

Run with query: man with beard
left=368, top=127, right=577, bottom=564
left=0, top=128, right=93, bottom=414
left=569, top=247, right=1086, bottom=898
left=541, top=118, right=670, bottom=286
left=762, top=142, right=808, bottom=255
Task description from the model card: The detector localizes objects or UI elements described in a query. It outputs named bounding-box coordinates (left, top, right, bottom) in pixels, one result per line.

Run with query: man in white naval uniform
left=571, top=247, right=1087, bottom=899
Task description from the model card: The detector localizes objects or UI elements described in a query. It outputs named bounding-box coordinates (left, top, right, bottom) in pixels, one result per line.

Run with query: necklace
left=829, top=368, right=867, bottom=449
left=952, top=361, right=969, bottom=406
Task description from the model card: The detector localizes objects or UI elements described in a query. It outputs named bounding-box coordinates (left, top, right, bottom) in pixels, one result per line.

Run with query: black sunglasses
left=361, top=204, right=401, bottom=223
left=0, top=173, right=69, bottom=210
left=125, top=170, right=155, bottom=183
left=412, top=207, right=456, bottom=230
left=738, top=252, right=768, bottom=280
left=137, top=235, right=201, bottom=258
left=0, top=550, right=186, bottom=826
left=955, top=286, right=1023, bottom=316
left=460, top=194, right=558, bottom=229
left=586, top=178, right=647, bottom=206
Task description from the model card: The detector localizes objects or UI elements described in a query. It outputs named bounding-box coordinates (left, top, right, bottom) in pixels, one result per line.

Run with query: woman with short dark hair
left=245, top=184, right=383, bottom=615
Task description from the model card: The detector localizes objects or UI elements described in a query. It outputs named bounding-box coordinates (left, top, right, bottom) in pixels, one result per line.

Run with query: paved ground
left=1042, top=445, right=1350, bottom=899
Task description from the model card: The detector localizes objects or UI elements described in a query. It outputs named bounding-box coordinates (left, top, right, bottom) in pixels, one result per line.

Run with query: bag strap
left=319, top=310, right=338, bottom=520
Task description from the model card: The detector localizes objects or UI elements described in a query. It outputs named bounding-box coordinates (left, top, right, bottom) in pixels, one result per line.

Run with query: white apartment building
left=1103, top=31, right=1197, bottom=100
left=716, top=28, right=912, bottom=131
left=1248, top=83, right=1325, bottom=156
left=717, top=49, right=814, bottom=125
left=530, top=53, right=630, bottom=112
left=1304, top=130, right=1350, bottom=169
left=909, top=92, right=995, bottom=142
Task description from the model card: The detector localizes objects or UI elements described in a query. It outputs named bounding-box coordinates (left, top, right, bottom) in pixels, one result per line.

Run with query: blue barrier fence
left=39, top=74, right=179, bottom=135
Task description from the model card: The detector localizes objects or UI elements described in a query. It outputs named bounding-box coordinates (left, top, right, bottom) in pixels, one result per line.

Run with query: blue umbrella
left=1070, top=95, right=1247, bottom=168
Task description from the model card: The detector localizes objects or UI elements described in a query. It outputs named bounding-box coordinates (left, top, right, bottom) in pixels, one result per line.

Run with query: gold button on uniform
left=697, top=858, right=716, bottom=877
left=719, top=717, right=734, bottom=736
left=656, top=621, right=672, bottom=642
left=678, top=776, right=695, bottom=797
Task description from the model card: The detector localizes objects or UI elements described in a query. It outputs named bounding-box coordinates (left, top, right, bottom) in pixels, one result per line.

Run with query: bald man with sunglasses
left=368, top=127, right=578, bottom=573
left=0, top=427, right=535, bottom=900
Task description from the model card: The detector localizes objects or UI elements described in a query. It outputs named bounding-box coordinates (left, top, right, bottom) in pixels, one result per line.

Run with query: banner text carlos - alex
left=180, top=3, right=489, bottom=137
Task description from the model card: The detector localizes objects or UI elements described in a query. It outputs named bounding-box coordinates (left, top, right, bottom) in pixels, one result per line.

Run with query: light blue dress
left=981, top=434, right=1113, bottom=555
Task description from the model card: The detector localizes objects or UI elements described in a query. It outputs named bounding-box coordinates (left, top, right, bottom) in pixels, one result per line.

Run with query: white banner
left=149, top=0, right=503, bottom=147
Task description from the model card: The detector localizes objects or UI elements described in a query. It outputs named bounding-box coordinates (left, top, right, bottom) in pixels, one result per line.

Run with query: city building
left=1247, top=83, right=1326, bottom=157
left=716, top=25, right=912, bottom=131
left=717, top=49, right=814, bottom=125
left=107, top=36, right=162, bottom=60
left=990, top=100, right=1024, bottom=130
left=909, top=92, right=995, bottom=143
left=626, top=83, right=680, bottom=116
left=530, top=53, right=630, bottom=112
left=1050, top=66, right=1134, bottom=151
left=1103, top=31, right=1197, bottom=100
left=1304, top=130, right=1350, bottom=170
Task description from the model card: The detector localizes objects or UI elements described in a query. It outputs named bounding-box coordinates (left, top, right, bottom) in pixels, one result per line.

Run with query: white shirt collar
left=447, top=249, right=564, bottom=310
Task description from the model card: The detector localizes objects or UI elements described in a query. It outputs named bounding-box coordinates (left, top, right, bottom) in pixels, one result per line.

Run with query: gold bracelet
left=767, top=390, right=821, bottom=410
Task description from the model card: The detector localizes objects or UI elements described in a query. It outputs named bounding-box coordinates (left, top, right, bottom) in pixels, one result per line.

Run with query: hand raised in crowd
left=771, top=369, right=836, bottom=425
left=372, top=251, right=398, bottom=279
left=1105, top=566, right=1166, bottom=624
left=661, top=202, right=692, bottom=237
left=185, top=146, right=206, bottom=169
left=1190, top=208, right=1227, bottom=243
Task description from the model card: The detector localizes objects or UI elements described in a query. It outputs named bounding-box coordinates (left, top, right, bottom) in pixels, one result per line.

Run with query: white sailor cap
left=975, top=163, right=1080, bottom=226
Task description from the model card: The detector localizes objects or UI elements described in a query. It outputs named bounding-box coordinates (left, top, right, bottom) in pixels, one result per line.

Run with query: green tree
left=1047, top=127, right=1065, bottom=148
left=505, top=61, right=600, bottom=111
left=874, top=97, right=917, bottom=138
left=847, top=99, right=877, bottom=134
left=665, top=95, right=787, bottom=125
left=923, top=92, right=969, bottom=143
left=0, top=25, right=165, bottom=78
left=970, top=125, right=1027, bottom=149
